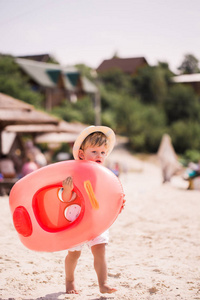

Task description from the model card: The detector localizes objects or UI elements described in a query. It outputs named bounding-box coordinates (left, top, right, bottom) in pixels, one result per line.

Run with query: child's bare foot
left=66, top=280, right=79, bottom=294
left=99, top=283, right=117, bottom=294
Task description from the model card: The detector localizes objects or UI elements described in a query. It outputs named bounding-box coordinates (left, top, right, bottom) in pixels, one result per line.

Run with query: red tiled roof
left=17, top=54, right=51, bottom=62
left=96, top=57, right=148, bottom=74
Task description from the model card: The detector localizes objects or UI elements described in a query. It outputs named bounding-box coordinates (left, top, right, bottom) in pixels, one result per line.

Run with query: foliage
left=178, top=54, right=200, bottom=74
left=99, top=68, right=133, bottom=94
left=183, top=149, right=200, bottom=164
left=113, top=96, right=167, bottom=152
left=51, top=96, right=94, bottom=124
left=132, top=64, right=172, bottom=105
left=0, top=54, right=44, bottom=107
left=99, top=85, right=122, bottom=129
left=97, top=59, right=200, bottom=153
left=75, top=63, right=96, bottom=82
left=1, top=53, right=200, bottom=155
left=170, top=121, right=200, bottom=153
left=164, top=84, right=200, bottom=124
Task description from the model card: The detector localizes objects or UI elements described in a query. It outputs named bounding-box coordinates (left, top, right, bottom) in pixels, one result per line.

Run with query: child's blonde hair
left=80, top=132, right=108, bottom=151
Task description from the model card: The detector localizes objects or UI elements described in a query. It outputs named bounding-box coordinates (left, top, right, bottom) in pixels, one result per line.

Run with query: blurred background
left=1, top=0, right=200, bottom=192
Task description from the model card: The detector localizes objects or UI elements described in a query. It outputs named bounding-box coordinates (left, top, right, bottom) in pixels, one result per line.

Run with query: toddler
left=61, top=126, right=119, bottom=294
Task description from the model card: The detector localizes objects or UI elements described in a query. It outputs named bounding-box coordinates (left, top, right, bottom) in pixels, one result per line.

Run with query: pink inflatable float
left=9, top=160, right=124, bottom=252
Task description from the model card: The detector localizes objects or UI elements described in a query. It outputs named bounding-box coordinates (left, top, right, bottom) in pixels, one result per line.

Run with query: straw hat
left=72, top=125, right=116, bottom=160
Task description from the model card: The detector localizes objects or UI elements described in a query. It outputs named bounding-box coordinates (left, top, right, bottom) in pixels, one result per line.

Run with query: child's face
left=78, top=145, right=107, bottom=164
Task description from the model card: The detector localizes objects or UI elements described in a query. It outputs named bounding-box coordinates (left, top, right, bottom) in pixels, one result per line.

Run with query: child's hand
left=60, top=177, right=74, bottom=203
left=62, top=176, right=74, bottom=190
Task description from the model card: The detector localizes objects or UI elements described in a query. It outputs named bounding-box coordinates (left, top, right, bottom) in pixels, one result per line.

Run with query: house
left=17, top=53, right=55, bottom=63
left=96, top=56, right=148, bottom=75
left=15, top=58, right=98, bottom=110
left=172, top=73, right=200, bottom=95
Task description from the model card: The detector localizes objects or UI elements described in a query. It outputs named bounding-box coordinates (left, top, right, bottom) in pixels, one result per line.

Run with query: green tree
left=132, top=64, right=172, bottom=105
left=170, top=121, right=200, bottom=153
left=164, top=84, right=200, bottom=124
left=98, top=68, right=133, bottom=94
left=51, top=96, right=94, bottom=124
left=0, top=54, right=43, bottom=107
left=178, top=54, right=200, bottom=74
left=114, top=96, right=167, bottom=152
left=75, top=63, right=96, bottom=82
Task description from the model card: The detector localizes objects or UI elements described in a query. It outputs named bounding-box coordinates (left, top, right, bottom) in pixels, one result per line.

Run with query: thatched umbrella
left=0, top=93, right=58, bottom=128
left=0, top=93, right=59, bottom=154
left=34, top=132, right=79, bottom=144
left=4, top=121, right=86, bottom=135
left=4, top=121, right=87, bottom=146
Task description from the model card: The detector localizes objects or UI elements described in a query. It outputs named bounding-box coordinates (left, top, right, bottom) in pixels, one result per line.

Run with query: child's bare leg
left=65, top=250, right=81, bottom=294
left=62, top=177, right=74, bottom=202
left=91, top=244, right=117, bottom=294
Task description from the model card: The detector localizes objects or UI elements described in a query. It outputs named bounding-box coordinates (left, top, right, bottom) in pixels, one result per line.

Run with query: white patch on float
left=64, top=204, right=81, bottom=222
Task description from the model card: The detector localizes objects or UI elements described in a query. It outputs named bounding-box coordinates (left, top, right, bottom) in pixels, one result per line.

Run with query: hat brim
left=72, top=126, right=116, bottom=160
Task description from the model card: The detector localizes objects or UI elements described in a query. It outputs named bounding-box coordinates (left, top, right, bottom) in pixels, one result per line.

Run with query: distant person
left=109, top=162, right=121, bottom=177
left=25, top=140, right=47, bottom=167
left=183, top=160, right=200, bottom=189
left=21, top=157, right=39, bottom=177
left=157, top=134, right=182, bottom=183
left=0, top=154, right=16, bottom=178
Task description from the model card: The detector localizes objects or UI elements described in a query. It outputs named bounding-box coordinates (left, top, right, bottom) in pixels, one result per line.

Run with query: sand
left=1, top=147, right=200, bottom=300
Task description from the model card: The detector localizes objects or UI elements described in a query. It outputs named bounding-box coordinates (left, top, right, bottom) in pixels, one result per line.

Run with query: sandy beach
left=1, top=147, right=200, bottom=300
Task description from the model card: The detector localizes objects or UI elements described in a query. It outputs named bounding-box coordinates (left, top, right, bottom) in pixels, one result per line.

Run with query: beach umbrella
left=0, top=93, right=58, bottom=128
left=0, top=93, right=59, bottom=154
left=35, top=132, right=79, bottom=144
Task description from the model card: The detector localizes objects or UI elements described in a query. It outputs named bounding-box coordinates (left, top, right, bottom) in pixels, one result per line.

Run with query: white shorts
left=68, top=230, right=109, bottom=252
